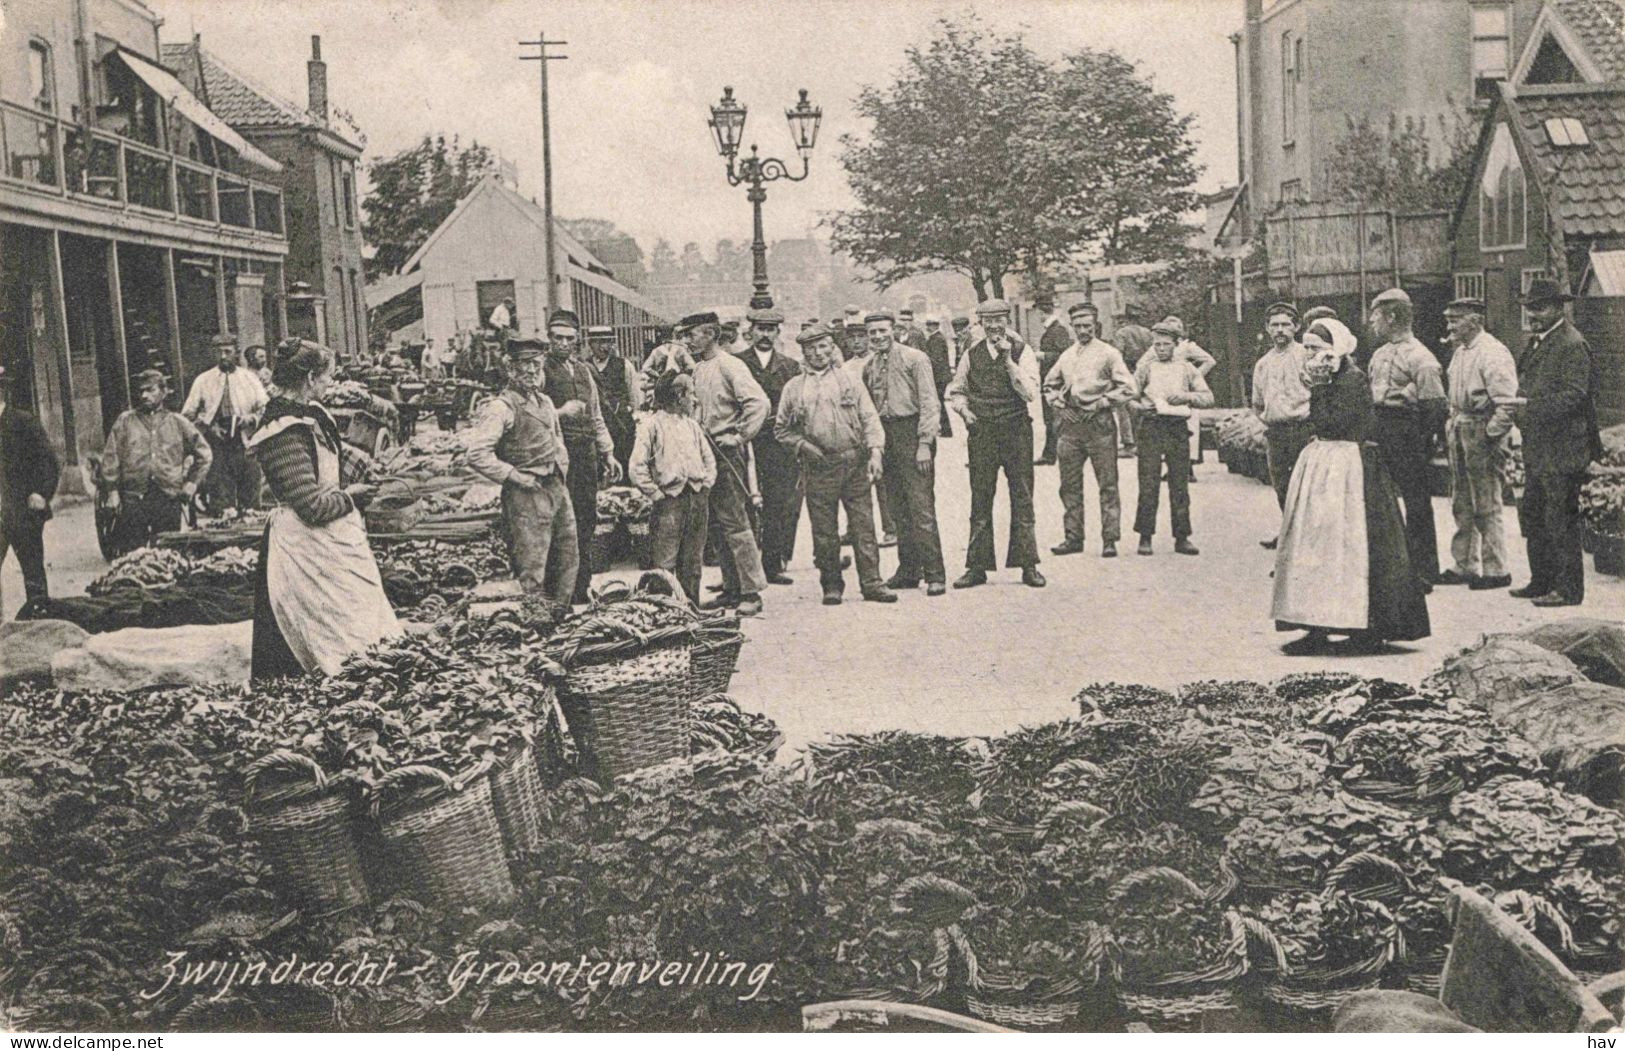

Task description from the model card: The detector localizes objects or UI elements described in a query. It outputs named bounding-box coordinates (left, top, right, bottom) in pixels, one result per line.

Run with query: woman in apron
left=246, top=340, right=401, bottom=679
left=1272, top=318, right=1430, bottom=656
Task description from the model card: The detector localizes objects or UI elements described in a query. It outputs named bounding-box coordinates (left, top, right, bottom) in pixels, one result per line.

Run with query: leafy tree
left=362, top=135, right=494, bottom=278
left=1321, top=108, right=1476, bottom=213
left=647, top=239, right=679, bottom=284
left=560, top=218, right=647, bottom=289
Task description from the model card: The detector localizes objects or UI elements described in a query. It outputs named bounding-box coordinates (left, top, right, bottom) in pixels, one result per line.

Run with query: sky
left=151, top=0, right=1242, bottom=254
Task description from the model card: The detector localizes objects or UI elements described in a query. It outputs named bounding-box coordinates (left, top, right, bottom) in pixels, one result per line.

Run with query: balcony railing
left=1, top=98, right=286, bottom=244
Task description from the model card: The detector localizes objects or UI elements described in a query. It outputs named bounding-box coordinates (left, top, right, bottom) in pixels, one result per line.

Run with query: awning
left=1588, top=249, right=1625, bottom=296
left=114, top=49, right=283, bottom=174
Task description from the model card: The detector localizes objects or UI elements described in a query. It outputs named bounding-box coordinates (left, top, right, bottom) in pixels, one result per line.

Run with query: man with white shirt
left=182, top=334, right=267, bottom=513
left=1044, top=302, right=1137, bottom=558
left=1033, top=292, right=1073, bottom=466
left=1439, top=296, right=1518, bottom=591
left=1252, top=302, right=1312, bottom=549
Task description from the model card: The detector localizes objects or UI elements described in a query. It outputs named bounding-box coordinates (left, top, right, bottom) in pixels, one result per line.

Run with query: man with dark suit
left=737, top=307, right=804, bottom=585
left=0, top=367, right=61, bottom=605
left=1033, top=292, right=1073, bottom=465
left=1511, top=278, right=1602, bottom=607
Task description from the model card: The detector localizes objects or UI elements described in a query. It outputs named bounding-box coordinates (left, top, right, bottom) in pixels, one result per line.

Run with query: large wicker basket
left=249, top=791, right=370, bottom=913
left=489, top=743, right=548, bottom=858
left=690, top=624, right=746, bottom=700
left=557, top=644, right=693, bottom=781
left=377, top=770, right=515, bottom=909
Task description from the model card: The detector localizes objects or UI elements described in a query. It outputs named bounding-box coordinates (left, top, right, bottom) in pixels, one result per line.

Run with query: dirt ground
left=8, top=424, right=1622, bottom=751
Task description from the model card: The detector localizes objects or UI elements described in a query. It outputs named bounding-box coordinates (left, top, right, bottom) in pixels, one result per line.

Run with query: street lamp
left=707, top=86, right=822, bottom=310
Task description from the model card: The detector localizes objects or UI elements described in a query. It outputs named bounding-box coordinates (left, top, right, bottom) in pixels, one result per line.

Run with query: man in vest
left=1044, top=302, right=1136, bottom=558
left=862, top=310, right=947, bottom=596
left=738, top=307, right=804, bottom=586
left=543, top=310, right=622, bottom=604
left=1367, top=288, right=1447, bottom=588
left=1033, top=292, right=1073, bottom=466
left=464, top=337, right=579, bottom=603
left=945, top=299, right=1045, bottom=588
left=688, top=311, right=772, bottom=616
left=586, top=324, right=638, bottom=476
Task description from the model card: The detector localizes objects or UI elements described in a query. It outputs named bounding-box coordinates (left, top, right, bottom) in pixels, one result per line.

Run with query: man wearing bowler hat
left=1511, top=277, right=1602, bottom=607
left=945, top=299, right=1045, bottom=588
left=0, top=365, right=61, bottom=605
left=543, top=309, right=622, bottom=604
left=464, top=337, right=580, bottom=603
left=1366, top=287, right=1446, bottom=588
left=1438, top=296, right=1517, bottom=590
left=101, top=368, right=213, bottom=556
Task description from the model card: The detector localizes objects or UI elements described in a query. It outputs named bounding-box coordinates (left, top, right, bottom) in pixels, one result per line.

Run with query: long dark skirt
left=1359, top=446, right=1431, bottom=642
left=250, top=522, right=306, bottom=681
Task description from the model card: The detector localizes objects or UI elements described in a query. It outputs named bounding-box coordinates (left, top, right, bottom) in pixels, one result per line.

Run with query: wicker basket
left=1117, top=987, right=1236, bottom=1028
left=488, top=744, right=548, bottom=858
left=377, top=773, right=515, bottom=909
left=558, top=644, right=693, bottom=781
left=691, top=629, right=746, bottom=700
left=628, top=521, right=652, bottom=570
left=962, top=996, right=1082, bottom=1028
left=249, top=792, right=369, bottom=913
left=592, top=524, right=625, bottom=572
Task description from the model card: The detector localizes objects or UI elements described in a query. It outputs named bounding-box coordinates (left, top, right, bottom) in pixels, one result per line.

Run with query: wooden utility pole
left=520, top=32, right=568, bottom=318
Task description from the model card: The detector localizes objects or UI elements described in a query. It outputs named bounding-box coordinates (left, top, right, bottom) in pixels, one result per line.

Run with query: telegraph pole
left=519, top=32, right=567, bottom=317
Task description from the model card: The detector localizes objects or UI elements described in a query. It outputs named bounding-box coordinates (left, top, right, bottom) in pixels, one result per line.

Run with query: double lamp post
left=707, top=86, right=822, bottom=311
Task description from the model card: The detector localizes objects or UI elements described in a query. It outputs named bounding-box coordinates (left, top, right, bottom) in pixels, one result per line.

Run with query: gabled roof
left=1555, top=0, right=1625, bottom=80
left=159, top=41, right=361, bottom=151
left=1506, top=83, right=1625, bottom=238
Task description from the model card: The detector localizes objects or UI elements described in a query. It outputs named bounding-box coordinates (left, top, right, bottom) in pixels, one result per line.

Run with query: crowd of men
left=0, top=277, right=1604, bottom=629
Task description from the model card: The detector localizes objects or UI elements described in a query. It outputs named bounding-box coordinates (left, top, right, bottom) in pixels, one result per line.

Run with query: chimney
left=307, top=35, right=328, bottom=125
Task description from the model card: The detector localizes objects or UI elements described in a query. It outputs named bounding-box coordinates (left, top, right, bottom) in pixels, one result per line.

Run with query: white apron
left=1272, top=439, right=1368, bottom=631
left=261, top=425, right=401, bottom=675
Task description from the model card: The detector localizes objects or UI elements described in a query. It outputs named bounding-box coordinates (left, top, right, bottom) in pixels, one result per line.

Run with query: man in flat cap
left=1252, top=301, right=1313, bottom=548
left=862, top=310, right=947, bottom=596
left=945, top=299, right=1045, bottom=588
left=896, top=309, right=929, bottom=351
left=585, top=325, right=639, bottom=477
left=543, top=309, right=623, bottom=604
left=1132, top=319, right=1213, bottom=556
left=101, top=368, right=213, bottom=556
left=0, top=366, right=61, bottom=604
left=924, top=317, right=955, bottom=438
left=1032, top=291, right=1074, bottom=466
left=842, top=319, right=867, bottom=365
left=640, top=321, right=696, bottom=402
left=1111, top=304, right=1154, bottom=458
left=687, top=311, right=772, bottom=616
left=1512, top=278, right=1600, bottom=607
left=738, top=307, right=804, bottom=586
left=464, top=337, right=580, bottom=603
left=183, top=332, right=267, bottom=514
left=1367, top=288, right=1446, bottom=588
left=1156, top=316, right=1215, bottom=470
left=842, top=319, right=897, bottom=547
left=1044, top=302, right=1136, bottom=558
left=1437, top=296, right=1518, bottom=592
left=775, top=324, right=894, bottom=605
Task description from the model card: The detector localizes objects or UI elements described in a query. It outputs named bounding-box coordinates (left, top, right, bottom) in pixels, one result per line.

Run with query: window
left=1454, top=272, right=1487, bottom=302
left=28, top=41, right=54, bottom=113
left=349, top=268, right=364, bottom=352
left=341, top=164, right=356, bottom=228
left=1473, top=3, right=1511, bottom=101
left=1479, top=123, right=1525, bottom=249
left=1280, top=178, right=1304, bottom=205
left=1521, top=268, right=1553, bottom=330
left=327, top=157, right=341, bottom=227
left=1281, top=32, right=1298, bottom=144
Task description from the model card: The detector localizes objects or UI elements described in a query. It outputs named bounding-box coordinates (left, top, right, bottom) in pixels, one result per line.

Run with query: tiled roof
left=1554, top=0, right=1625, bottom=81
left=1510, top=85, right=1625, bottom=238
left=159, top=42, right=314, bottom=129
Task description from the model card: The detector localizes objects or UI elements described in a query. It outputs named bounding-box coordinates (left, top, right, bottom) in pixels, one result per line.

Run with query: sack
left=52, top=621, right=252, bottom=692
left=1428, top=636, right=1584, bottom=716
left=1516, top=618, right=1625, bottom=688
left=0, top=619, right=89, bottom=688
left=1497, top=681, right=1625, bottom=805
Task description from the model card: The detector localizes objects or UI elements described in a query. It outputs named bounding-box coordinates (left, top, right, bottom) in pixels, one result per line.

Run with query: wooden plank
left=46, top=230, right=78, bottom=466
left=161, top=247, right=185, bottom=388
left=106, top=239, right=129, bottom=408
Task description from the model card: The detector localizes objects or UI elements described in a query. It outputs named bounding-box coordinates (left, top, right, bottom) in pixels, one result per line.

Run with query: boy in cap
left=1512, top=278, right=1599, bottom=606
left=629, top=371, right=715, bottom=604
left=102, top=368, right=214, bottom=555
left=738, top=308, right=804, bottom=585
left=686, top=311, right=772, bottom=616
left=1439, top=295, right=1517, bottom=592
left=1044, top=302, right=1136, bottom=557
left=1367, top=287, right=1446, bottom=588
left=775, top=324, right=894, bottom=604
left=945, top=299, right=1045, bottom=588
left=1253, top=301, right=1313, bottom=547
left=585, top=324, right=638, bottom=475
left=0, top=366, right=61, bottom=603
left=543, top=309, right=622, bottom=604
left=1132, top=320, right=1213, bottom=555
left=464, top=337, right=580, bottom=603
